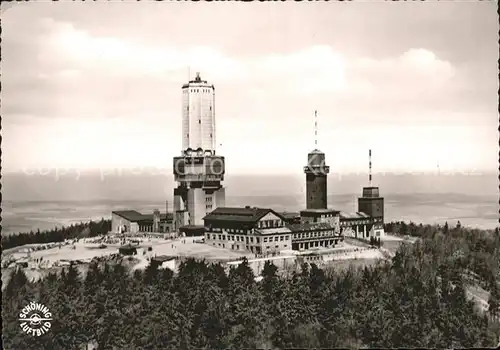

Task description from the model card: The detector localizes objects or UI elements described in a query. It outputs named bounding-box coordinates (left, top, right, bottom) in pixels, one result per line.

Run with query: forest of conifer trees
left=2, top=220, right=500, bottom=349
left=1, top=219, right=111, bottom=250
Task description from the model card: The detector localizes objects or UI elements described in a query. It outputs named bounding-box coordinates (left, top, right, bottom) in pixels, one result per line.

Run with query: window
left=256, top=237, right=260, bottom=243
left=264, top=237, right=268, bottom=243
left=285, top=235, right=289, bottom=240
left=280, top=236, right=284, bottom=241
left=199, top=120, right=201, bottom=124
left=250, top=237, right=254, bottom=243
left=274, top=236, right=278, bottom=242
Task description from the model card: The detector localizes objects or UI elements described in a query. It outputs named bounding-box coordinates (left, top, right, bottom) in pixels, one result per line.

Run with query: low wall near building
left=226, top=255, right=297, bottom=276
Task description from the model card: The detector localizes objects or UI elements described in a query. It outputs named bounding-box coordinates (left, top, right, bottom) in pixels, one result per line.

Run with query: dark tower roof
left=308, top=148, right=324, bottom=155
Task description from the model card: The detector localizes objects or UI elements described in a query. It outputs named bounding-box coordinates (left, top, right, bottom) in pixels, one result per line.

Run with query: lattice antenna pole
left=314, top=110, right=318, bottom=147
left=369, top=149, right=372, bottom=187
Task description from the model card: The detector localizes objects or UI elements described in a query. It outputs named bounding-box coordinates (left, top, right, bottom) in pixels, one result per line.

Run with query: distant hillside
left=2, top=171, right=496, bottom=201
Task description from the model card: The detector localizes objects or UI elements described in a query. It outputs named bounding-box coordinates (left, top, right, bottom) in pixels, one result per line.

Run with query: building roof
left=179, top=225, right=205, bottom=232
left=286, top=222, right=335, bottom=232
left=279, top=212, right=300, bottom=218
left=203, top=206, right=285, bottom=223
left=308, top=149, right=324, bottom=154
left=339, top=211, right=371, bottom=219
left=300, top=208, right=340, bottom=216
left=113, top=210, right=144, bottom=221
left=112, top=210, right=173, bottom=223
left=255, top=227, right=292, bottom=235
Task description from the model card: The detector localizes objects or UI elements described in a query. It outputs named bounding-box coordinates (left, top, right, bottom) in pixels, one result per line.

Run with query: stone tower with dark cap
left=303, top=111, right=330, bottom=209
left=358, top=149, right=384, bottom=223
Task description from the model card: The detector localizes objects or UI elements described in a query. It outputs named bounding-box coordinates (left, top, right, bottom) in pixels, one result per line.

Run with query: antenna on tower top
left=314, top=110, right=318, bottom=147
left=188, top=66, right=191, bottom=81
left=369, top=149, right=372, bottom=187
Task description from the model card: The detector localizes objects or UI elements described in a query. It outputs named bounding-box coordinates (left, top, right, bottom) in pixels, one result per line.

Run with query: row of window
left=264, top=236, right=289, bottom=243
left=341, top=220, right=370, bottom=226
left=208, top=227, right=249, bottom=234
left=213, top=243, right=288, bottom=250
left=293, top=231, right=337, bottom=239
left=185, top=89, right=212, bottom=93
left=138, top=225, right=171, bottom=233
left=258, top=220, right=283, bottom=229
left=207, top=234, right=291, bottom=243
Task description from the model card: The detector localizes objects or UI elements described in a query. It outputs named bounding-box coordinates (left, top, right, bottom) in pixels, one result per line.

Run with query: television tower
left=172, top=73, right=226, bottom=231
left=369, top=149, right=372, bottom=186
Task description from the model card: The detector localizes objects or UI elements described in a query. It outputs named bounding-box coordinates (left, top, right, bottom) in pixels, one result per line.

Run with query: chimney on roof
left=245, top=205, right=250, bottom=209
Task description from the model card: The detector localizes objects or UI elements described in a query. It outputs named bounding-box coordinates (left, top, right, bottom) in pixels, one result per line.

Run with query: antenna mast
left=314, top=110, right=318, bottom=147
left=369, top=149, right=372, bottom=187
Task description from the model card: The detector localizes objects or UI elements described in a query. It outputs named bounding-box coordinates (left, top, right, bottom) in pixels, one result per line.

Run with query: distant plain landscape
left=1, top=171, right=497, bottom=235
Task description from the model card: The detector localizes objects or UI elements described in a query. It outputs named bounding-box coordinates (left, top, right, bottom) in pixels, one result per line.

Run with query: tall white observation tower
left=181, top=72, right=217, bottom=153
left=173, top=73, right=226, bottom=232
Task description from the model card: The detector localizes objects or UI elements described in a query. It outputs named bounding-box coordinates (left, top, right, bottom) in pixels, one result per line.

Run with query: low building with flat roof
left=112, top=210, right=173, bottom=234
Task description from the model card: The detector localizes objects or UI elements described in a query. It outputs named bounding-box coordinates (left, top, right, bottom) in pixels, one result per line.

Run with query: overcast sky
left=2, top=2, right=498, bottom=175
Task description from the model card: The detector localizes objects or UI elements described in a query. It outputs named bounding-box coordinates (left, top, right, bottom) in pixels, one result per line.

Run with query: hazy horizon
left=2, top=172, right=496, bottom=202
